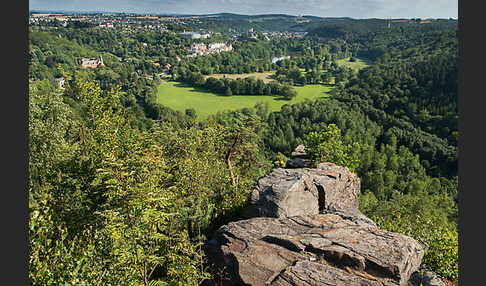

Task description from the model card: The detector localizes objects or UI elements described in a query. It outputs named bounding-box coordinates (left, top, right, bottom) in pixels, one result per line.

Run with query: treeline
left=307, top=19, right=395, bottom=39
left=307, top=18, right=458, bottom=41
left=172, top=67, right=298, bottom=100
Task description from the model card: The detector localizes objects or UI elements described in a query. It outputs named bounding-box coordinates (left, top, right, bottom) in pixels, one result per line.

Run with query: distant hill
left=198, top=13, right=338, bottom=20
left=307, top=18, right=458, bottom=40
left=197, top=13, right=352, bottom=23
left=191, top=13, right=354, bottom=34
left=307, top=19, right=393, bottom=39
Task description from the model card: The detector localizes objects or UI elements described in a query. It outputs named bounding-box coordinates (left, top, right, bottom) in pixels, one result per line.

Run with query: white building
left=180, top=32, right=201, bottom=39
left=189, top=43, right=207, bottom=52
left=208, top=42, right=233, bottom=53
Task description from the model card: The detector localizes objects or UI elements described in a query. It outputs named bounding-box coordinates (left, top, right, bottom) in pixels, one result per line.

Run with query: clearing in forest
left=335, top=57, right=373, bottom=71
left=157, top=79, right=333, bottom=119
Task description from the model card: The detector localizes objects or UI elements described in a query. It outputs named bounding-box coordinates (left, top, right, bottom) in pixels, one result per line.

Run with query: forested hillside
left=29, top=16, right=458, bottom=285
left=187, top=13, right=334, bottom=34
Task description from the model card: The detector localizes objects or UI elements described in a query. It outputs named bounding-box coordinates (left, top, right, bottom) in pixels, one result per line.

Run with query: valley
left=28, top=10, right=458, bottom=285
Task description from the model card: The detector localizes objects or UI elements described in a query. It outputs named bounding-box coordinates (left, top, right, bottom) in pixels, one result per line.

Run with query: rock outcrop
left=243, top=162, right=361, bottom=219
left=203, top=146, right=426, bottom=286
left=204, top=205, right=425, bottom=286
left=285, top=144, right=311, bottom=168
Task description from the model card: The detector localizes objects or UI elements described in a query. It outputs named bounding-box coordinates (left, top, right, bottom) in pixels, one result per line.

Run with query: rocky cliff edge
left=203, top=146, right=439, bottom=286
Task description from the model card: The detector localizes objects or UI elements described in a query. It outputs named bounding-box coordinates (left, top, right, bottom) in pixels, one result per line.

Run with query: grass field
left=335, top=57, right=373, bottom=71
left=157, top=79, right=333, bottom=119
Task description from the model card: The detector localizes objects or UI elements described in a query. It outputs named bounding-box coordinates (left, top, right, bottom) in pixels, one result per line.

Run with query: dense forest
left=184, top=13, right=335, bottom=34
left=29, top=16, right=458, bottom=285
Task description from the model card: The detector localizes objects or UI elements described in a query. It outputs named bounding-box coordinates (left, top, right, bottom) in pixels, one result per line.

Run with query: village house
left=189, top=43, right=207, bottom=56
left=248, top=28, right=258, bottom=39
left=79, top=56, right=104, bottom=68
left=98, top=21, right=115, bottom=28
left=208, top=42, right=233, bottom=53
left=188, top=42, right=233, bottom=57
left=190, top=43, right=207, bottom=52
left=200, top=31, right=212, bottom=38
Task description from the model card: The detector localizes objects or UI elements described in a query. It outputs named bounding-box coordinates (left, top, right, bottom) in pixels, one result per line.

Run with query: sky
left=29, top=0, right=458, bottom=19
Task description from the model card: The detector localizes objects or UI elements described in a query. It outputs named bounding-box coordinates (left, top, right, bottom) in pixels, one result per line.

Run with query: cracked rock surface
left=203, top=205, right=425, bottom=286
left=243, top=162, right=361, bottom=219
left=203, top=156, right=426, bottom=286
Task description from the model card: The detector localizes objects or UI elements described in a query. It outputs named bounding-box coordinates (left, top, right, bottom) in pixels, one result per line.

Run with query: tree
left=225, top=86, right=233, bottom=96
left=212, top=108, right=268, bottom=188
left=282, top=85, right=297, bottom=101
left=30, top=75, right=211, bottom=285
left=321, top=72, right=332, bottom=84
left=305, top=124, right=360, bottom=172
left=288, top=68, right=302, bottom=81
left=191, top=72, right=206, bottom=86
left=185, top=108, right=197, bottom=118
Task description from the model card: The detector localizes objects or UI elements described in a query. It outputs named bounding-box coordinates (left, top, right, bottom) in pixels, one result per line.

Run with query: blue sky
left=29, top=0, right=458, bottom=19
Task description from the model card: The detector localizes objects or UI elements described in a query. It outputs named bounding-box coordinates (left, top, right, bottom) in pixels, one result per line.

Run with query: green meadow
left=335, top=57, right=373, bottom=71
left=157, top=80, right=333, bottom=119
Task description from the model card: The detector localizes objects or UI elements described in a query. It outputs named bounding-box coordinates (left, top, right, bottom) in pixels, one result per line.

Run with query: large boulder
left=204, top=151, right=426, bottom=286
left=243, top=162, right=361, bottom=219
left=203, top=205, right=425, bottom=286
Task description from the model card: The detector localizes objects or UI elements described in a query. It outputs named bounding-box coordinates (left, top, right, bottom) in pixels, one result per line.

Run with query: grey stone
left=243, top=163, right=361, bottom=219
left=323, top=202, right=377, bottom=228
left=286, top=144, right=312, bottom=168
left=407, top=270, right=446, bottom=286
left=285, top=156, right=312, bottom=168
left=204, top=208, right=425, bottom=286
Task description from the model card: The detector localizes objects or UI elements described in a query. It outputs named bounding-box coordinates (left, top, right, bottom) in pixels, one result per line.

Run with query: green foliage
left=305, top=124, right=360, bottom=172
left=29, top=78, right=201, bottom=285
left=334, top=29, right=458, bottom=178
left=29, top=197, right=109, bottom=285
left=74, top=77, right=209, bottom=285
left=29, top=80, right=76, bottom=202
left=374, top=215, right=458, bottom=280
left=176, top=68, right=298, bottom=100
left=29, top=71, right=270, bottom=284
